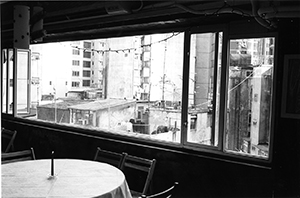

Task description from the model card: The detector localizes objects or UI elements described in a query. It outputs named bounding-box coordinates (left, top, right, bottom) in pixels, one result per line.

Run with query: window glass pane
left=7, top=49, right=14, bottom=114
left=72, top=60, right=79, bottom=66
left=83, top=51, right=91, bottom=58
left=225, top=37, right=275, bottom=159
left=82, top=80, right=90, bottom=87
left=72, top=71, right=79, bottom=76
left=72, top=49, right=80, bottom=55
left=83, top=42, right=92, bottom=49
left=31, top=52, right=41, bottom=110
left=16, top=50, right=30, bottom=115
left=187, top=32, right=222, bottom=147
left=82, top=70, right=91, bottom=77
left=28, top=32, right=184, bottom=143
left=2, top=49, right=9, bottom=113
left=83, top=61, right=91, bottom=68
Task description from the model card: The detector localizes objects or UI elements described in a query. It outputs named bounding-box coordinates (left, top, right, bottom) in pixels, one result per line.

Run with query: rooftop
left=69, top=98, right=136, bottom=111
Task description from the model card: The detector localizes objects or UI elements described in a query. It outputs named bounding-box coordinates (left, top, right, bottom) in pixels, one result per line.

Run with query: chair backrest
left=1, top=128, right=17, bottom=153
left=140, top=182, right=179, bottom=198
left=93, top=147, right=127, bottom=169
left=1, top=148, right=36, bottom=164
left=123, top=154, right=156, bottom=195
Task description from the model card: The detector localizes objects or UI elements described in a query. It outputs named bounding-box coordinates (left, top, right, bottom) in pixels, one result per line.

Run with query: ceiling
left=1, top=0, right=299, bottom=47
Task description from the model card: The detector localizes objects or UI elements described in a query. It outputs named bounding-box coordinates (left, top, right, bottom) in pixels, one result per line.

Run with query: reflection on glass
left=2, top=49, right=14, bottom=114
left=187, top=32, right=222, bottom=147
left=16, top=50, right=30, bottom=114
left=28, top=33, right=184, bottom=143
left=2, top=49, right=8, bottom=113
left=225, top=37, right=275, bottom=158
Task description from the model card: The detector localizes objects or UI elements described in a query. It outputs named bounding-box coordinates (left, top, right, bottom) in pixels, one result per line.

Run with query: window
left=83, top=51, right=91, bottom=58
left=83, top=61, right=91, bottom=68
left=82, top=80, right=90, bottom=87
left=3, top=29, right=275, bottom=162
left=187, top=32, right=222, bottom=147
left=72, top=49, right=80, bottom=55
left=72, top=81, right=80, bottom=87
left=143, top=61, right=150, bottom=67
left=225, top=37, right=274, bottom=158
left=83, top=42, right=92, bottom=49
left=2, top=49, right=30, bottom=115
left=72, top=71, right=79, bottom=76
left=72, top=60, right=80, bottom=66
left=82, top=70, right=91, bottom=77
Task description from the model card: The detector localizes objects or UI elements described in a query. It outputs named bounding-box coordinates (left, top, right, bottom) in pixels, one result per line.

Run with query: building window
left=72, top=60, right=80, bottom=66
left=190, top=115, right=197, bottom=130
left=83, top=42, right=92, bottom=49
left=83, top=61, right=91, bottom=68
left=143, top=45, right=151, bottom=52
left=72, top=49, right=80, bottom=55
left=5, top=29, right=275, bottom=162
left=82, top=80, right=90, bottom=87
left=82, top=70, right=91, bottom=77
left=72, top=81, right=80, bottom=87
left=83, top=51, right=91, bottom=58
left=72, top=71, right=80, bottom=76
left=143, top=61, right=150, bottom=68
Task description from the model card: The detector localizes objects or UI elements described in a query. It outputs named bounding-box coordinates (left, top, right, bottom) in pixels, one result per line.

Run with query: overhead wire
left=70, top=32, right=183, bottom=54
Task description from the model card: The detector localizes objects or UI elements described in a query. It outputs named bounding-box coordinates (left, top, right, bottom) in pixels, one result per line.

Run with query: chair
left=93, top=147, right=127, bottom=169
left=140, top=182, right=179, bottom=198
left=1, top=128, right=17, bottom=153
left=1, top=147, right=36, bottom=164
left=123, top=154, right=156, bottom=197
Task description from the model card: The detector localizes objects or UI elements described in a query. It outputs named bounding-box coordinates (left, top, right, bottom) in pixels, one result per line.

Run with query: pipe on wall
left=258, top=6, right=300, bottom=19
left=250, top=0, right=276, bottom=29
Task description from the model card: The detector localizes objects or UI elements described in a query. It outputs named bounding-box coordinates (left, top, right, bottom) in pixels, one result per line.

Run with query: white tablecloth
left=2, top=159, right=132, bottom=198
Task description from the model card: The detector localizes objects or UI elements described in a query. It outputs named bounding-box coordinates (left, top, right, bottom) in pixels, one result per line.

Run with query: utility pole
left=162, top=74, right=166, bottom=102
left=162, top=41, right=167, bottom=109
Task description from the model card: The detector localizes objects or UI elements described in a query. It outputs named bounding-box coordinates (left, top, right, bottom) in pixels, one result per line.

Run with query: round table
left=2, top=159, right=132, bottom=198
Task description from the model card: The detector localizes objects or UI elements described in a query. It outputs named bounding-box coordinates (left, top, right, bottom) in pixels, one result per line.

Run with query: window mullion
left=27, top=49, right=31, bottom=114
left=5, top=49, right=9, bottom=113
left=13, top=48, right=17, bottom=116
left=218, top=28, right=229, bottom=151
left=210, top=32, right=220, bottom=146
left=181, top=31, right=191, bottom=145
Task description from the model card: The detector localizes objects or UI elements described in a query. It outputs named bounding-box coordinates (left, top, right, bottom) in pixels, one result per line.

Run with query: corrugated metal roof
left=38, top=99, right=92, bottom=109
left=69, top=98, right=136, bottom=111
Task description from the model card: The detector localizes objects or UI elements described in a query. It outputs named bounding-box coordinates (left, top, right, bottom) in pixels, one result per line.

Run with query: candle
left=51, top=151, right=54, bottom=176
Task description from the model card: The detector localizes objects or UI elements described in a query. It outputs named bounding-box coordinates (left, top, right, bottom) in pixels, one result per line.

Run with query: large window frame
left=2, top=48, right=31, bottom=117
left=222, top=32, right=277, bottom=163
left=1, top=27, right=277, bottom=164
left=181, top=26, right=227, bottom=154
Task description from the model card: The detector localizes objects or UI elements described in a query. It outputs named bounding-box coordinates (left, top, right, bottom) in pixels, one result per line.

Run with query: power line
left=70, top=32, right=182, bottom=54
left=229, top=71, right=253, bottom=92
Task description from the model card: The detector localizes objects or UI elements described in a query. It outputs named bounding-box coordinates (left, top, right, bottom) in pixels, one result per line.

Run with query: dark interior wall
left=271, top=19, right=300, bottom=197
left=2, top=19, right=300, bottom=198
left=2, top=118, right=273, bottom=198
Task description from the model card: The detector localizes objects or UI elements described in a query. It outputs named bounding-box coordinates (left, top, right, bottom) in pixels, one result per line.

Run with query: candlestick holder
left=47, top=151, right=56, bottom=180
